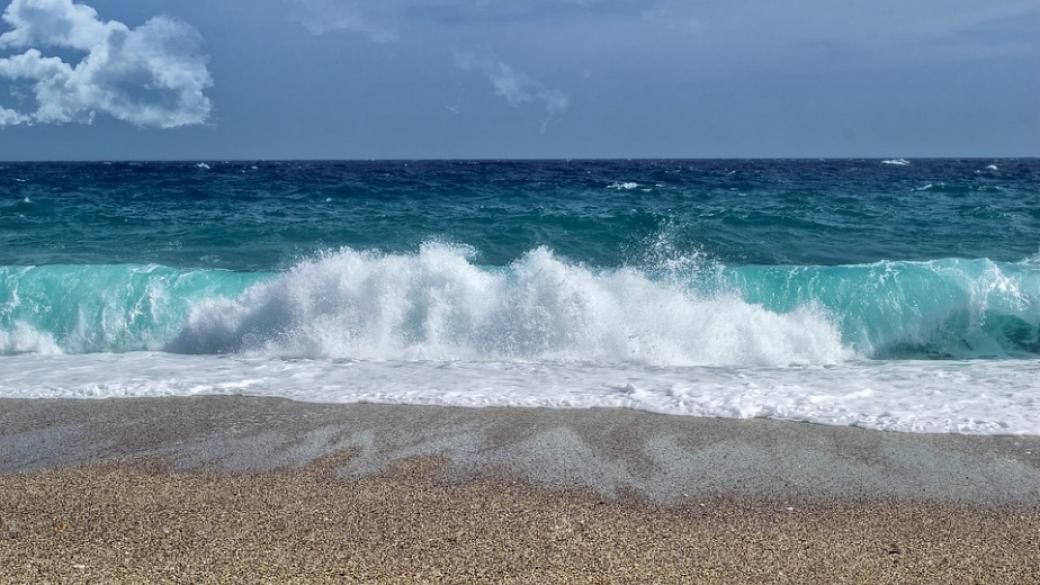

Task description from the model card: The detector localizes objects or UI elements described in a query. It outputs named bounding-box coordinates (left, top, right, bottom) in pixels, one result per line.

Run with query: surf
left=2, top=244, right=1038, bottom=363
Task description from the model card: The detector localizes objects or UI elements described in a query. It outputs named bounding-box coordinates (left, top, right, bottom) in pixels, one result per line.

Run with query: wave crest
left=167, top=244, right=849, bottom=366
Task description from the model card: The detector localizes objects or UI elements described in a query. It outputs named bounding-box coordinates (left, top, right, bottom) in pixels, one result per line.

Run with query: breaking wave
left=2, top=244, right=1037, bottom=364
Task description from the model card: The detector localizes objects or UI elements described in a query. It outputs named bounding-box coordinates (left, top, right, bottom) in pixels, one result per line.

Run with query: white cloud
left=0, top=103, right=25, bottom=124
left=455, top=51, right=569, bottom=133
left=0, top=0, right=212, bottom=128
left=289, top=0, right=624, bottom=42
left=289, top=0, right=398, bottom=42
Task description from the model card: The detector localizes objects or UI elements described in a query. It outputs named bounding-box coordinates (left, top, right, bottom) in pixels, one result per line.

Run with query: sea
left=1, top=159, right=1037, bottom=434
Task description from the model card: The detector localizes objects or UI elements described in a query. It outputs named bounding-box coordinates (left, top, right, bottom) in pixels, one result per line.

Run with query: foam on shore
left=1, top=352, right=1037, bottom=435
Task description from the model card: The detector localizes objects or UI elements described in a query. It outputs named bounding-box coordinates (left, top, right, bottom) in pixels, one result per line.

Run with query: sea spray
left=0, top=321, right=62, bottom=355
left=167, top=244, right=850, bottom=366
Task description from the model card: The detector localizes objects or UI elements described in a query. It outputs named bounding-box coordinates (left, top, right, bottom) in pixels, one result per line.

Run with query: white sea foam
left=0, top=321, right=62, bottom=355
left=195, top=162, right=211, bottom=170
left=882, top=158, right=911, bottom=166
left=1, top=352, right=1037, bottom=435
left=166, top=244, right=850, bottom=367
left=607, top=181, right=640, bottom=190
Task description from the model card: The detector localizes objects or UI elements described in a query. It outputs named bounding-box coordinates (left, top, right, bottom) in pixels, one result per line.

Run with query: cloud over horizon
left=289, top=0, right=630, bottom=42
left=454, top=51, right=569, bottom=133
left=0, top=0, right=213, bottom=128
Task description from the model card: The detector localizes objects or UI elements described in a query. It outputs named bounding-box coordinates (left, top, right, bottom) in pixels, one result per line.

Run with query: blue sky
left=0, top=0, right=1037, bottom=159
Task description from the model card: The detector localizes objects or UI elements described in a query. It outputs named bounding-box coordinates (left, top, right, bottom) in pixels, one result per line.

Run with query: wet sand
left=2, top=397, right=1039, bottom=583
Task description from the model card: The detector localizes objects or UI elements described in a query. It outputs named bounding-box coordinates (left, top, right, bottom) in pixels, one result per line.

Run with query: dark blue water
left=3, top=159, right=1038, bottom=269
left=1, top=159, right=1038, bottom=361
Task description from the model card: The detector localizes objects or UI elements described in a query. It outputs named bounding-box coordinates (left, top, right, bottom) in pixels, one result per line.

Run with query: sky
left=0, top=0, right=1037, bottom=159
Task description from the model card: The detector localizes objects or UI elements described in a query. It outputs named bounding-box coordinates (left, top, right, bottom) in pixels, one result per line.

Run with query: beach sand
left=2, top=397, right=1039, bottom=583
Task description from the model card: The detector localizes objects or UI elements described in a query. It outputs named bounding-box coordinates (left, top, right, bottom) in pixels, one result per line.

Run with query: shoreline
left=3, top=397, right=1040, bottom=582
left=5, top=353, right=1039, bottom=436
left=3, top=396, right=1040, bottom=504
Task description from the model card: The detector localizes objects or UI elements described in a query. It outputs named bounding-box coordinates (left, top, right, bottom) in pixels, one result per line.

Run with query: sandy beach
left=2, top=397, right=1039, bottom=583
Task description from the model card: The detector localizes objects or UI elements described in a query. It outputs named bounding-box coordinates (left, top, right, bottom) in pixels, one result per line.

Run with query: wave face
left=0, top=264, right=262, bottom=354
left=3, top=245, right=1037, bottom=364
left=719, top=258, right=1040, bottom=359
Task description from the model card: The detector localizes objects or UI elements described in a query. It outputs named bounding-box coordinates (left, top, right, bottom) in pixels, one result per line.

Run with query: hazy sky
left=0, top=0, right=1037, bottom=159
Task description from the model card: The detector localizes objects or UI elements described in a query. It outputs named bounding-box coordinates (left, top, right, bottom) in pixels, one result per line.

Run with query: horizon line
left=2, top=156, right=1037, bottom=164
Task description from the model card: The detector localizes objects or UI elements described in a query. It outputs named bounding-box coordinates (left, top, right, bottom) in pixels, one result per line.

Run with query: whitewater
left=1, top=160, right=1037, bottom=434
left=2, top=244, right=1038, bottom=434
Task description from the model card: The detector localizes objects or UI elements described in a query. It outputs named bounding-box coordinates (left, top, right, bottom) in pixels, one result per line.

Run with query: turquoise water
left=1, top=159, right=1038, bottom=362
left=2, top=256, right=1037, bottom=360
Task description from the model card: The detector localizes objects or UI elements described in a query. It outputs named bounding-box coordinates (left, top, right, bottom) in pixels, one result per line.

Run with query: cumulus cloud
left=454, top=51, right=569, bottom=133
left=0, top=0, right=212, bottom=128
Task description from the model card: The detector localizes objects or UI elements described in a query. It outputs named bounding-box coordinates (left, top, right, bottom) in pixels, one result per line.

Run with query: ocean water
left=1, top=160, right=1038, bottom=434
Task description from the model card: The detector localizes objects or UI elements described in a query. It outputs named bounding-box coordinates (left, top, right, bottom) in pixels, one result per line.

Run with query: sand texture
left=2, top=397, right=1040, bottom=583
